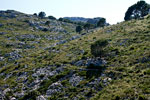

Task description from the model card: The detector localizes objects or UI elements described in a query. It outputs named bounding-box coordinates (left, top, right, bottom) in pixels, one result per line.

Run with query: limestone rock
left=46, top=82, right=63, bottom=96
left=36, top=95, right=46, bottom=100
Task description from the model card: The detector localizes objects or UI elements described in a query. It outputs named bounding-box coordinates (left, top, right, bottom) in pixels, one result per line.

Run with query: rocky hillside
left=63, top=17, right=108, bottom=25
left=0, top=10, right=150, bottom=100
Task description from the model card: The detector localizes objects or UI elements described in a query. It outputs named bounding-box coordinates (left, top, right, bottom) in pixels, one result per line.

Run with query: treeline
left=33, top=12, right=57, bottom=20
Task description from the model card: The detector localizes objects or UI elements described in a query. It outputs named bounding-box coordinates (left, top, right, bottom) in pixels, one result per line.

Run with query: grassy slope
left=0, top=12, right=150, bottom=100
left=91, top=16, right=150, bottom=99
left=40, top=15, right=150, bottom=99
left=54, top=16, right=150, bottom=99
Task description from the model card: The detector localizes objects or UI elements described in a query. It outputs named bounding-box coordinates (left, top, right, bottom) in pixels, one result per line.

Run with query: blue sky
left=1, top=0, right=150, bottom=24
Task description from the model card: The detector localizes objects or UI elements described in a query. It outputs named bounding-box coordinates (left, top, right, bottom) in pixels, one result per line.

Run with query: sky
left=1, top=0, right=150, bottom=24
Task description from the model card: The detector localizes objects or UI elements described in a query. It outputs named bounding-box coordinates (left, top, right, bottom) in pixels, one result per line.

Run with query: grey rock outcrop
left=0, top=32, right=6, bottom=35
left=5, top=50, right=22, bottom=61
left=72, top=57, right=107, bottom=67
left=46, top=82, right=63, bottom=96
left=86, top=58, right=107, bottom=67
left=36, top=95, right=46, bottom=100
left=69, top=74, right=83, bottom=86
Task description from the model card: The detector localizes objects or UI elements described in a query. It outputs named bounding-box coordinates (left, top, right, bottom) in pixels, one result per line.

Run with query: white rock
left=3, top=88, right=10, bottom=95
left=36, top=95, right=46, bottom=100
left=108, top=78, right=112, bottom=81
left=11, top=97, right=16, bottom=100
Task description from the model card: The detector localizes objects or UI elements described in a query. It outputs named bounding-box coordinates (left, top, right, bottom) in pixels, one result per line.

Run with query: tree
left=76, top=26, right=82, bottom=33
left=84, top=23, right=92, bottom=32
left=48, top=16, right=56, bottom=20
left=45, top=21, right=50, bottom=27
left=58, top=18, right=64, bottom=21
left=33, top=13, right=37, bottom=16
left=97, top=18, right=106, bottom=27
left=38, top=12, right=46, bottom=19
left=124, top=1, right=150, bottom=21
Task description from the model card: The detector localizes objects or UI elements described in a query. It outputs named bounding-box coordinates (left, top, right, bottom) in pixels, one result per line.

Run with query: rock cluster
left=73, top=57, right=107, bottom=67
left=0, top=10, right=20, bottom=18
left=5, top=50, right=22, bottom=61
left=69, top=74, right=84, bottom=86
left=46, top=82, right=63, bottom=96
left=0, top=32, right=6, bottom=35
left=36, top=95, right=46, bottom=100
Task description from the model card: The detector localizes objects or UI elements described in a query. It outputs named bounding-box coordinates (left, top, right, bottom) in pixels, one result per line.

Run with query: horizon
left=1, top=0, right=150, bottom=24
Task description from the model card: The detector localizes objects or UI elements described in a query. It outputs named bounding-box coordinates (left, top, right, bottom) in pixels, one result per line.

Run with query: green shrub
left=61, top=80, right=70, bottom=86
left=68, top=87, right=77, bottom=92
left=38, top=11, right=46, bottom=19
left=91, top=39, right=108, bottom=57
left=76, top=26, right=83, bottom=33
left=145, top=69, right=150, bottom=75
left=45, top=21, right=50, bottom=26
left=19, top=90, right=40, bottom=100
left=114, top=95, right=120, bottom=100
left=48, top=16, right=56, bottom=20
left=138, top=95, right=146, bottom=100
left=48, top=95, right=58, bottom=100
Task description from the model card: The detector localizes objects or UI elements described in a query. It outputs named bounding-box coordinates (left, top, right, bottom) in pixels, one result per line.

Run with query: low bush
left=91, top=39, right=108, bottom=57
